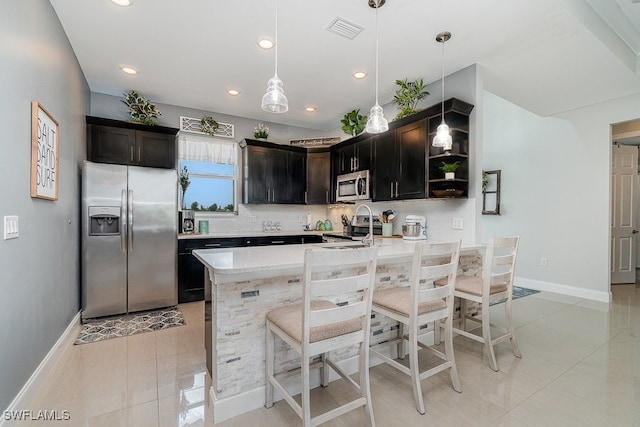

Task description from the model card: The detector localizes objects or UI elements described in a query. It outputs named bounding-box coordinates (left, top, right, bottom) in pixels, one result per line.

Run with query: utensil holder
left=382, top=223, right=392, bottom=237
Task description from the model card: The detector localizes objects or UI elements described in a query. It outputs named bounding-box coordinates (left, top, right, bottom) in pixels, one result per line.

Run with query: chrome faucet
left=353, top=203, right=375, bottom=247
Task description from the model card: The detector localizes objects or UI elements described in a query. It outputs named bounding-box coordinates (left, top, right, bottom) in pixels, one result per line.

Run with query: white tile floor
left=17, top=284, right=640, bottom=426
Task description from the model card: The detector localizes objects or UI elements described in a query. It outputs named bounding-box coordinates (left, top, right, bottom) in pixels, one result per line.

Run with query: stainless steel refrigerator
left=81, top=161, right=177, bottom=320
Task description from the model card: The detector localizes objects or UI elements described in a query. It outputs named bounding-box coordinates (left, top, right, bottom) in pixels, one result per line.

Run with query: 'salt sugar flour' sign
left=31, top=101, right=59, bottom=200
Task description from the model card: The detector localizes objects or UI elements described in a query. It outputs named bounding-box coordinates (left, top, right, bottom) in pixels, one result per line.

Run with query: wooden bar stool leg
left=444, top=315, right=461, bottom=392
left=482, top=301, right=498, bottom=371
left=505, top=297, right=522, bottom=358
left=265, top=320, right=275, bottom=408
left=409, top=325, right=425, bottom=415
left=359, top=341, right=375, bottom=427
left=302, top=355, right=312, bottom=426
left=434, top=319, right=442, bottom=345
left=321, top=352, right=330, bottom=387
left=397, top=323, right=406, bottom=359
left=460, top=298, right=468, bottom=331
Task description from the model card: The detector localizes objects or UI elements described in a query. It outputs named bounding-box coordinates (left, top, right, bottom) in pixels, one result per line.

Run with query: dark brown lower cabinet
left=178, top=234, right=323, bottom=303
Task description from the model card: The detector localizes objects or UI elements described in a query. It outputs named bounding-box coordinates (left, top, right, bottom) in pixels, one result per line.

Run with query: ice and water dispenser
left=88, top=206, right=120, bottom=236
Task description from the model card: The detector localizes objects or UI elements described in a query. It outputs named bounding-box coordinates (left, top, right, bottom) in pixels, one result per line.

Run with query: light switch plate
left=452, top=217, right=463, bottom=230
left=4, top=216, right=19, bottom=240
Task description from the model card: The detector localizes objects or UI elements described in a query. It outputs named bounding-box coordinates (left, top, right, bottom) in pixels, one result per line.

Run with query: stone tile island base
left=201, top=246, right=483, bottom=423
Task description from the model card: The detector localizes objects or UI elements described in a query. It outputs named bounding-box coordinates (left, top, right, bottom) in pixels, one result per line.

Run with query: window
left=178, top=134, right=238, bottom=214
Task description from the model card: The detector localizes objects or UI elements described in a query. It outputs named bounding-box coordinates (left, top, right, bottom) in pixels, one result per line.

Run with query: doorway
left=611, top=119, right=640, bottom=286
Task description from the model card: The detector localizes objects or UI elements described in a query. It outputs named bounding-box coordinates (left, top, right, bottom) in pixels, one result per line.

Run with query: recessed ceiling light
left=257, top=38, right=274, bottom=50
left=353, top=71, right=367, bottom=79
left=305, top=105, right=317, bottom=112
left=119, top=65, right=139, bottom=75
left=111, top=0, right=133, bottom=6
left=227, top=88, right=241, bottom=96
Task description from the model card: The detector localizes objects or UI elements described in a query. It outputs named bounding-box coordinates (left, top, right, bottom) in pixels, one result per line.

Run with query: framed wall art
left=482, top=169, right=501, bottom=215
left=31, top=101, right=59, bottom=200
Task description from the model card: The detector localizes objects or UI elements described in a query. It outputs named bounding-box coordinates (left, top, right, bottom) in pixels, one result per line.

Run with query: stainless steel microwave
left=336, top=170, right=370, bottom=202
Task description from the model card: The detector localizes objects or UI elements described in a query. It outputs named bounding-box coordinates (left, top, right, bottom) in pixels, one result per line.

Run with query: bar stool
left=369, top=241, right=461, bottom=415
left=445, top=236, right=521, bottom=371
left=265, top=246, right=378, bottom=427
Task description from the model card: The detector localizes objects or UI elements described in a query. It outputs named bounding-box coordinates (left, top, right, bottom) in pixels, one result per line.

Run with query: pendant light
left=261, top=0, right=288, bottom=113
left=365, top=0, right=388, bottom=134
left=432, top=31, right=452, bottom=150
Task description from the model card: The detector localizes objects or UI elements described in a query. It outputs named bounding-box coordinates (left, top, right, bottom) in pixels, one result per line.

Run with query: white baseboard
left=1, top=312, right=81, bottom=427
left=515, top=277, right=611, bottom=303
left=209, top=331, right=434, bottom=423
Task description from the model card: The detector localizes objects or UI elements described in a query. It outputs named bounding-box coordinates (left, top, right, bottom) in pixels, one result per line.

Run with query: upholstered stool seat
left=266, top=300, right=362, bottom=344
left=372, top=287, right=446, bottom=316
left=435, top=275, right=507, bottom=297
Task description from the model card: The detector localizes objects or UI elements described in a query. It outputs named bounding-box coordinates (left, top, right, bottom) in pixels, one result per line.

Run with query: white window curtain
left=178, top=134, right=238, bottom=165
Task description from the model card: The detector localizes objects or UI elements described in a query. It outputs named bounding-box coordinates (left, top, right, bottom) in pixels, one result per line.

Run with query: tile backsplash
left=192, top=198, right=476, bottom=244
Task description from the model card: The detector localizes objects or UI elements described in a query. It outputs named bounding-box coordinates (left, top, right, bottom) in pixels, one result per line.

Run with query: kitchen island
left=193, top=239, right=483, bottom=423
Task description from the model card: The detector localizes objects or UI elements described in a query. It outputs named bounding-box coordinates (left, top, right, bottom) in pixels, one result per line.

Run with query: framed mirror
left=482, top=170, right=501, bottom=215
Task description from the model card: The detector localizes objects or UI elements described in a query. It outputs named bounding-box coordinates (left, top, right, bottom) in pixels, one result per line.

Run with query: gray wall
left=90, top=92, right=332, bottom=145
left=0, top=1, right=89, bottom=411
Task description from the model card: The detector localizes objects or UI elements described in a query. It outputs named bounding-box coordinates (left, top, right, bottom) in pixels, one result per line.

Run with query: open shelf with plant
left=426, top=98, right=474, bottom=198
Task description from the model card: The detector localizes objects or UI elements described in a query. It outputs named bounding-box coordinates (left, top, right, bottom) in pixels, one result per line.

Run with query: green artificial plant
left=121, top=90, right=161, bottom=125
left=440, top=161, right=460, bottom=173
left=392, top=78, right=429, bottom=119
left=200, top=116, right=219, bottom=136
left=340, top=109, right=367, bottom=136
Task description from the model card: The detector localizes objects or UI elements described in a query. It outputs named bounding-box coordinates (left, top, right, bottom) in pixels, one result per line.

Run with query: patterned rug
left=490, top=286, right=540, bottom=306
left=75, top=306, right=185, bottom=345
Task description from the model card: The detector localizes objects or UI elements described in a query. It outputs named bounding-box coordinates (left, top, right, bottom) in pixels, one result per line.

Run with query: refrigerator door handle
left=121, top=189, right=127, bottom=252
left=128, top=189, right=133, bottom=252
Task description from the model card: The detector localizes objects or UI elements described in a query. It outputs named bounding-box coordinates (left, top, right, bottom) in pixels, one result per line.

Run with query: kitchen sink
left=321, top=243, right=370, bottom=250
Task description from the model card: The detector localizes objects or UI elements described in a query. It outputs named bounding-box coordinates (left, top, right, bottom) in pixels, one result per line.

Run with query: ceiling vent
left=326, top=17, right=364, bottom=40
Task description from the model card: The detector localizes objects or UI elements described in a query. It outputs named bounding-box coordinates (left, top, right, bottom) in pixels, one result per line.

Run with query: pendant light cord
left=440, top=35, right=445, bottom=124
left=275, top=0, right=279, bottom=77
left=375, top=1, right=379, bottom=105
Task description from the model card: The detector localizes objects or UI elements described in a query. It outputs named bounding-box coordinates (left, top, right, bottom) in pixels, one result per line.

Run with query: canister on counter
left=198, top=220, right=209, bottom=234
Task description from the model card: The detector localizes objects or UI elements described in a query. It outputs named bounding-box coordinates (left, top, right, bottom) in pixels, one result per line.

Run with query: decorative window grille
left=180, top=116, right=235, bottom=139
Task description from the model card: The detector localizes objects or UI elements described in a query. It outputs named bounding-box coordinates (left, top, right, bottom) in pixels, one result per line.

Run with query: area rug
left=490, top=286, right=540, bottom=306
left=75, top=306, right=185, bottom=345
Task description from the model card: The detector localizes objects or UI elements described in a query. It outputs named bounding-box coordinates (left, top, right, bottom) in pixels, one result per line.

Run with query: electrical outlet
left=250, top=215, right=257, bottom=223
left=452, top=218, right=463, bottom=230
left=540, top=257, right=548, bottom=267
left=4, top=216, right=19, bottom=240
left=298, top=215, right=303, bottom=223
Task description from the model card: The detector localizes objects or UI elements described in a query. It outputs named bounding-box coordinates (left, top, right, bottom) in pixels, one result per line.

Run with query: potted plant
left=121, top=90, right=161, bottom=125
left=178, top=166, right=190, bottom=209
left=254, top=123, right=269, bottom=140
left=440, top=161, right=460, bottom=180
left=340, top=109, right=367, bottom=136
left=200, top=116, right=219, bottom=136
left=392, top=78, right=429, bottom=119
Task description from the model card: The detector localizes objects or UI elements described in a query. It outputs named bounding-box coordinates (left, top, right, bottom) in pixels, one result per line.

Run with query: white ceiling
left=50, top=0, right=640, bottom=132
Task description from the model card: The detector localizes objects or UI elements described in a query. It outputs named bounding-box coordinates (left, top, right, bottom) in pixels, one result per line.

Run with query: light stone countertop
left=193, top=239, right=484, bottom=284
left=178, top=230, right=325, bottom=239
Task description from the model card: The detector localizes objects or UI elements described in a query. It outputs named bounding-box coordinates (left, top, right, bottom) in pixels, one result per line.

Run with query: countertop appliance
left=336, top=170, right=370, bottom=202
left=179, top=210, right=195, bottom=234
left=402, top=215, right=427, bottom=240
left=81, top=161, right=177, bottom=320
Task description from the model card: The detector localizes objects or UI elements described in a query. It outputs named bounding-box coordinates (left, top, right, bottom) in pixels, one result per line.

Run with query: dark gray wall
left=0, top=1, right=89, bottom=411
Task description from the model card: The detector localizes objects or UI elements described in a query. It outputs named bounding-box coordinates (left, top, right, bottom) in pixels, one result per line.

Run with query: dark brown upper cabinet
left=86, top=116, right=178, bottom=169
